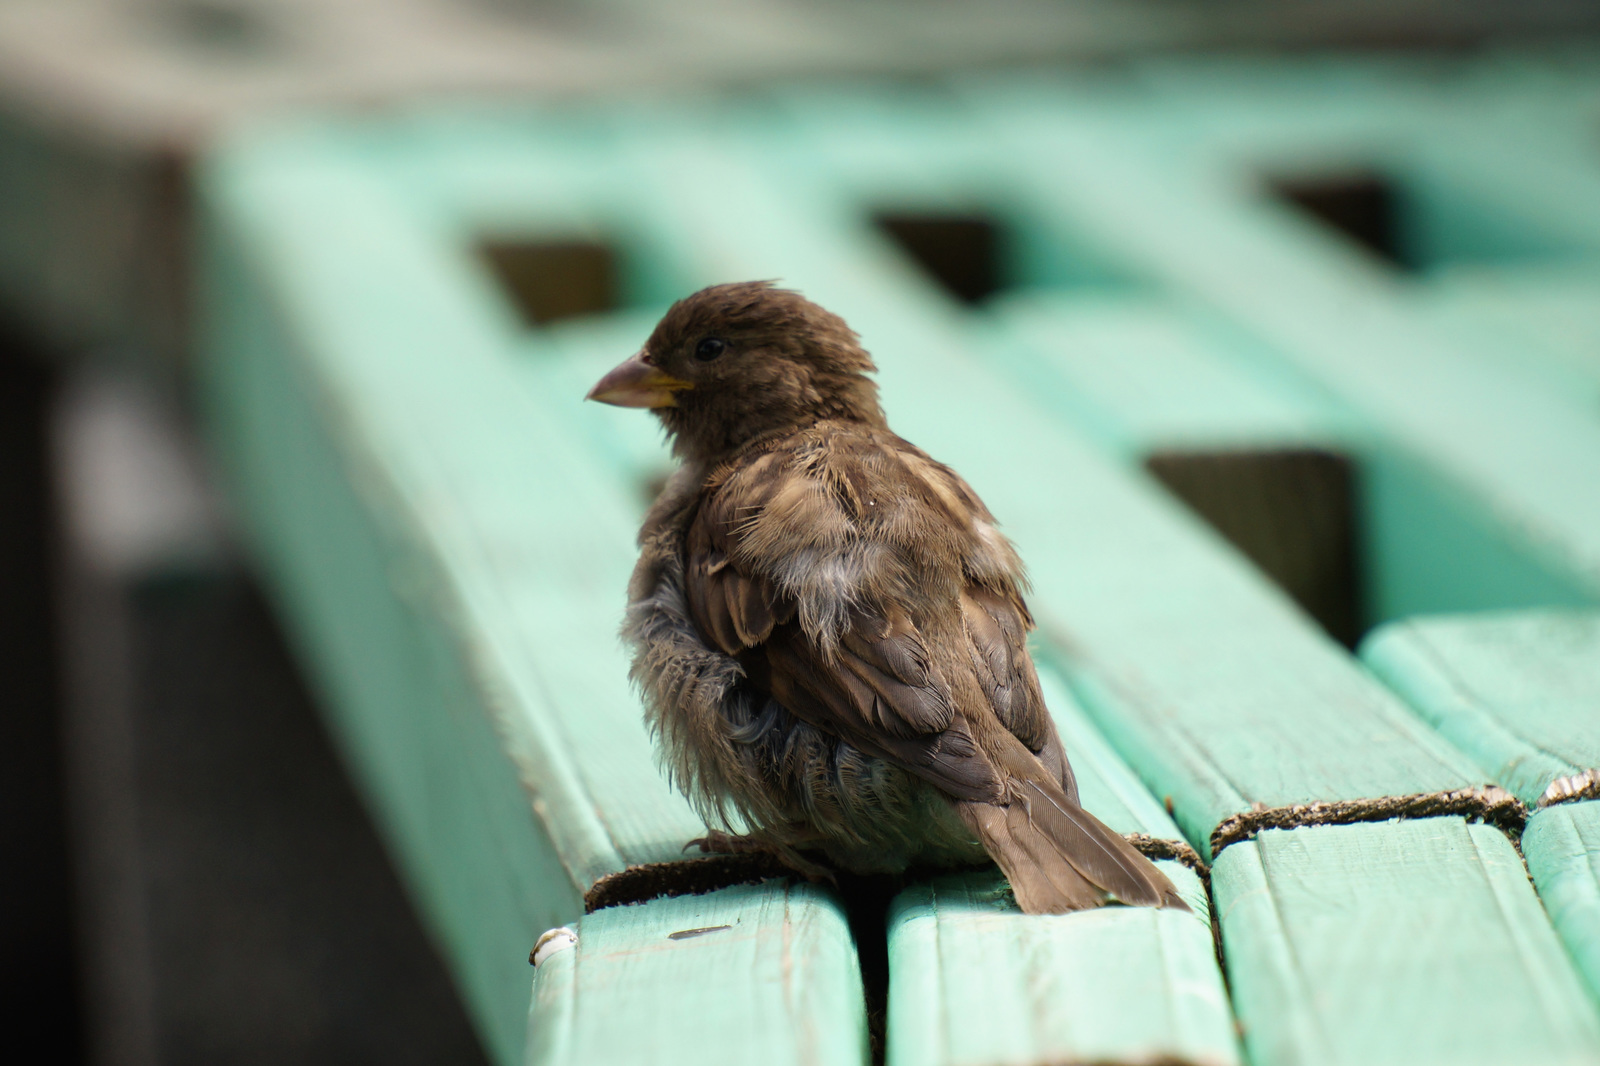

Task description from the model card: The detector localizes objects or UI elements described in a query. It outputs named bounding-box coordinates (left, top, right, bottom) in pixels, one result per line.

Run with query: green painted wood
left=1359, top=610, right=1600, bottom=1013
left=527, top=882, right=866, bottom=1066
left=762, top=77, right=1600, bottom=641
left=958, top=78, right=1600, bottom=626
left=193, top=71, right=1600, bottom=1066
left=884, top=664, right=1238, bottom=1066
left=974, top=291, right=1369, bottom=643
left=201, top=201, right=579, bottom=1065
left=1362, top=609, right=1600, bottom=807
left=1035, top=662, right=1196, bottom=840
left=1526, top=802, right=1600, bottom=1008
left=980, top=290, right=1349, bottom=457
left=337, top=94, right=1492, bottom=856
left=759, top=90, right=1353, bottom=458
left=196, top=131, right=835, bottom=1065
left=887, top=864, right=1225, bottom=1066
left=1213, top=818, right=1600, bottom=1066
left=201, top=129, right=712, bottom=869
left=1418, top=265, right=1600, bottom=409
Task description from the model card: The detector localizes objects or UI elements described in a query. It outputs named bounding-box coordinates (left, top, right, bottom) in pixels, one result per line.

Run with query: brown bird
left=588, top=281, right=1186, bottom=913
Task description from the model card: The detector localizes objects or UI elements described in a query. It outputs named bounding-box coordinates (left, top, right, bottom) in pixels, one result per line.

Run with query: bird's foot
left=685, top=830, right=837, bottom=884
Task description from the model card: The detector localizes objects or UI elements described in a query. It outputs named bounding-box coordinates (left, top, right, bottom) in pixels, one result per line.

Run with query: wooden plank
left=1361, top=609, right=1600, bottom=1013
left=980, top=290, right=1347, bottom=458
left=201, top=199, right=579, bottom=1066
left=1362, top=609, right=1600, bottom=807
left=1037, top=662, right=1199, bottom=840
left=12, top=5, right=1580, bottom=360
left=1525, top=802, right=1600, bottom=1007
left=884, top=664, right=1238, bottom=1066
left=1213, top=819, right=1600, bottom=1066
left=764, top=103, right=1374, bottom=645
left=201, top=128, right=715, bottom=869
left=887, top=865, right=1223, bottom=1066
left=772, top=77, right=1600, bottom=636
left=1363, top=605, right=1600, bottom=806
left=528, top=882, right=866, bottom=1066
left=1416, top=265, right=1600, bottom=410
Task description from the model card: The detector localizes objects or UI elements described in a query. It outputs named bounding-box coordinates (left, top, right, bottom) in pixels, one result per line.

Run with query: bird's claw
left=683, top=830, right=837, bottom=884
left=685, top=830, right=761, bottom=856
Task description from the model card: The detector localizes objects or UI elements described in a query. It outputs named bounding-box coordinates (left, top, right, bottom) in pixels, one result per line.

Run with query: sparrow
left=588, top=281, right=1186, bottom=913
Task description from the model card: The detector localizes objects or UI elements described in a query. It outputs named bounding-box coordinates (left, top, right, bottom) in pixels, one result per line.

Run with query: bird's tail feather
left=959, top=780, right=1190, bottom=914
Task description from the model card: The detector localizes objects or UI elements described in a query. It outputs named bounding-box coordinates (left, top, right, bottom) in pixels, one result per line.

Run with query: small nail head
left=531, top=926, right=578, bottom=967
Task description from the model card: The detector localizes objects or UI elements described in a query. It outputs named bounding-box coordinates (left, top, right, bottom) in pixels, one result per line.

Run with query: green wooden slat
left=768, top=78, right=1600, bottom=635
left=528, top=882, right=866, bottom=1066
left=1418, top=265, right=1600, bottom=409
left=980, top=289, right=1348, bottom=458
left=201, top=195, right=578, bottom=1065
left=887, top=865, right=1222, bottom=1066
left=885, top=664, right=1237, bottom=1066
left=1214, top=819, right=1600, bottom=1066
left=1526, top=802, right=1600, bottom=1008
left=1359, top=609, right=1600, bottom=1013
left=613, top=104, right=1600, bottom=1066
left=1362, top=609, right=1600, bottom=808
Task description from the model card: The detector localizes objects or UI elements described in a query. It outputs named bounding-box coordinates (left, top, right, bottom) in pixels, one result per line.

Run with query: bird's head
left=586, top=281, right=885, bottom=462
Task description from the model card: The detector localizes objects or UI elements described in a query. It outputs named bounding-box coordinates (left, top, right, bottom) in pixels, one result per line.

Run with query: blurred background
left=3, top=3, right=1599, bottom=1064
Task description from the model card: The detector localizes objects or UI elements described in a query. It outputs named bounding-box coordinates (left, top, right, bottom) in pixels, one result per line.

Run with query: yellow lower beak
left=585, top=351, right=694, bottom=409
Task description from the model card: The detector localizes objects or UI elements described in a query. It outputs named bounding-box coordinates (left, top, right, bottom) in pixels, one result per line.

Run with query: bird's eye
left=694, top=337, right=726, bottom=361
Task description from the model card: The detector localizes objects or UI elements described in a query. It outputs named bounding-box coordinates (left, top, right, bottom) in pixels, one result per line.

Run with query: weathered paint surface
left=527, top=882, right=866, bottom=1066
left=1363, top=609, right=1600, bottom=1016
left=888, top=864, right=1227, bottom=1066
left=1527, top=803, right=1600, bottom=1009
left=1363, top=609, right=1600, bottom=807
left=1214, top=819, right=1600, bottom=1066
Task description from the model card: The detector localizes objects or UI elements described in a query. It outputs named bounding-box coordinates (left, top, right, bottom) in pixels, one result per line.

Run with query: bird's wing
left=682, top=427, right=1055, bottom=801
left=958, top=584, right=1052, bottom=755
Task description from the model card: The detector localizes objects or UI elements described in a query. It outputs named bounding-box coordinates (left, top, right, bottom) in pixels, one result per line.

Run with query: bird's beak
left=585, top=351, right=694, bottom=408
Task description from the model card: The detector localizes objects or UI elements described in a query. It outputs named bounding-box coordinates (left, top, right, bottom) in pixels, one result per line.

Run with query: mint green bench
left=197, top=116, right=1231, bottom=1066
left=196, top=57, right=1600, bottom=1066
